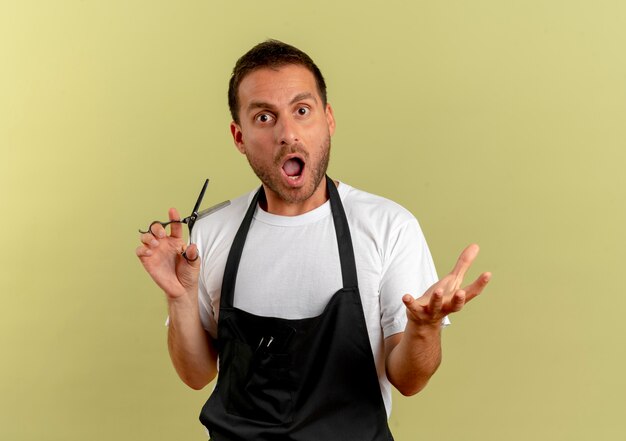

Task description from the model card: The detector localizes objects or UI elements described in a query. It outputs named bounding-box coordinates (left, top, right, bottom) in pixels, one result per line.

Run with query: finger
left=169, top=208, right=183, bottom=239
left=428, top=290, right=444, bottom=315
left=449, top=289, right=466, bottom=313
left=140, top=232, right=160, bottom=248
left=450, top=243, right=480, bottom=281
left=149, top=222, right=167, bottom=239
left=135, top=245, right=153, bottom=258
left=462, top=272, right=492, bottom=302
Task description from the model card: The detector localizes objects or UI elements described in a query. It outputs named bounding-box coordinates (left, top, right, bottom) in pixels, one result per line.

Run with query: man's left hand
left=402, top=244, right=491, bottom=328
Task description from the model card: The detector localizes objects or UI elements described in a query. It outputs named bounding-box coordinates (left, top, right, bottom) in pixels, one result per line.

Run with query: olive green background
left=1, top=1, right=625, bottom=440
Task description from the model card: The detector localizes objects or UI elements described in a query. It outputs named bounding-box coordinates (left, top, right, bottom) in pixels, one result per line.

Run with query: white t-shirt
left=191, top=182, right=439, bottom=416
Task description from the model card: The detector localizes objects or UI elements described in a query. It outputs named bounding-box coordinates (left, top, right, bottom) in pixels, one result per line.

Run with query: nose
left=275, top=116, right=299, bottom=145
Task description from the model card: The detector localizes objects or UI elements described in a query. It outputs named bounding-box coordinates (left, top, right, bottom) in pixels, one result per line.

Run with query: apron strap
left=220, top=187, right=261, bottom=309
left=325, top=175, right=358, bottom=289
left=220, top=175, right=359, bottom=308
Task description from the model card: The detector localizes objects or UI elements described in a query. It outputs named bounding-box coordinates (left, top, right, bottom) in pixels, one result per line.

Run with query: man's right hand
left=136, top=207, right=216, bottom=388
left=136, top=207, right=201, bottom=300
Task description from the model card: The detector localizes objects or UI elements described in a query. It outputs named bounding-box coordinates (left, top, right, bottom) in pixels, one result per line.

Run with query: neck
left=261, top=179, right=337, bottom=216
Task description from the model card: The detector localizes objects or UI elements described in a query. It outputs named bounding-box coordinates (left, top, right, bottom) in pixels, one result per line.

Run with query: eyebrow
left=290, top=92, right=317, bottom=105
left=247, top=92, right=318, bottom=113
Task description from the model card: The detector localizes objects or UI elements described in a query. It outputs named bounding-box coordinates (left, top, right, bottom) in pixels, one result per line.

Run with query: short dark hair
left=228, top=39, right=327, bottom=124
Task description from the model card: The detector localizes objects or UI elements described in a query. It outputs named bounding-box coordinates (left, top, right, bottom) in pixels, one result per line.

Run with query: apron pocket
left=220, top=338, right=295, bottom=425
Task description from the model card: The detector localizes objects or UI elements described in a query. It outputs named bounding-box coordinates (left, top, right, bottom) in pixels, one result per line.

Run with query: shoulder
left=339, top=182, right=418, bottom=231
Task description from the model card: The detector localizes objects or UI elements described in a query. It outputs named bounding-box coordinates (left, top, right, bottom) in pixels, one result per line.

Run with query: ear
left=325, top=103, right=336, bottom=136
left=230, top=121, right=246, bottom=154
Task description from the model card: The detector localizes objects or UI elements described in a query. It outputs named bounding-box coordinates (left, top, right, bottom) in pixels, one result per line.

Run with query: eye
left=296, top=107, right=310, bottom=116
left=255, top=113, right=274, bottom=123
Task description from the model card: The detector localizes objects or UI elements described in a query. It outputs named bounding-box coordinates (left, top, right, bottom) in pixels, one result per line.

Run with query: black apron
left=200, top=176, right=394, bottom=441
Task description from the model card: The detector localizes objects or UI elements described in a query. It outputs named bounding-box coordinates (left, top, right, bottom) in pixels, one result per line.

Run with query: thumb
left=402, top=294, right=421, bottom=316
left=181, top=243, right=201, bottom=267
left=176, top=243, right=201, bottom=291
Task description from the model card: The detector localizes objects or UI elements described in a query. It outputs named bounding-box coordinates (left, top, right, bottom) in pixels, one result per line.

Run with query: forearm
left=167, top=294, right=217, bottom=390
left=385, top=322, right=442, bottom=396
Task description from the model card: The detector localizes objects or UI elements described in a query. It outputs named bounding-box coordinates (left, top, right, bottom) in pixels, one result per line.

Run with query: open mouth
left=282, top=157, right=305, bottom=180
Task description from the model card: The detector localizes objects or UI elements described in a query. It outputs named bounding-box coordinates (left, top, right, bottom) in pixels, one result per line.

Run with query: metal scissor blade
left=191, top=178, right=210, bottom=216
left=196, top=200, right=231, bottom=220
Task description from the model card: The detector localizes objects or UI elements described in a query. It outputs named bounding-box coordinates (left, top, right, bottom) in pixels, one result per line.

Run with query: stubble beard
left=246, top=135, right=331, bottom=205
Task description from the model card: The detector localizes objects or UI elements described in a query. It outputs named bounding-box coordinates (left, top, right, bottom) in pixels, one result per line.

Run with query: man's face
left=230, top=64, right=335, bottom=212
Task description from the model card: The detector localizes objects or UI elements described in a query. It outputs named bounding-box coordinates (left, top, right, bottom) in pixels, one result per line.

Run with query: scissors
left=139, top=178, right=230, bottom=244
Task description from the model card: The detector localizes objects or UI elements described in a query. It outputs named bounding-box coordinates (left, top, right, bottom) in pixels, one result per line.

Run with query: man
left=136, top=40, right=491, bottom=440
